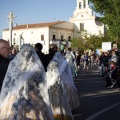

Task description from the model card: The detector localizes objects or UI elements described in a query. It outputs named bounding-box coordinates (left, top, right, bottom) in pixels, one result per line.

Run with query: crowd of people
left=79, top=49, right=120, bottom=89
left=98, top=50, right=120, bottom=88
left=1, top=38, right=120, bottom=119
left=0, top=39, right=80, bottom=120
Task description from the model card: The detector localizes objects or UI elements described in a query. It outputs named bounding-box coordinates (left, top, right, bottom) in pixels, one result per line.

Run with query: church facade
left=70, top=0, right=105, bottom=38
left=2, top=0, right=105, bottom=53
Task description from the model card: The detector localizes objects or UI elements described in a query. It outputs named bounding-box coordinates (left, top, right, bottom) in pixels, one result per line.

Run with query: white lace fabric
left=52, top=52, right=80, bottom=110
left=52, top=52, right=77, bottom=90
left=65, top=51, right=77, bottom=79
left=46, top=60, right=73, bottom=120
left=46, top=52, right=80, bottom=119
left=0, top=48, right=79, bottom=120
left=0, top=44, right=53, bottom=120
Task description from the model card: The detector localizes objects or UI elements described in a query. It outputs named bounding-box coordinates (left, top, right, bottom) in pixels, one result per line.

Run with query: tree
left=89, top=0, right=120, bottom=48
left=71, top=30, right=112, bottom=51
left=71, top=37, right=85, bottom=51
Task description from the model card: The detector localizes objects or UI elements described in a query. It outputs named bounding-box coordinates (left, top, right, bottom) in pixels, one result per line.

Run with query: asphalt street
left=73, top=64, right=120, bottom=120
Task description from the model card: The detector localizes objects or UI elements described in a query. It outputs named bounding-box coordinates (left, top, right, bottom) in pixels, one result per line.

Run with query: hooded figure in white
left=46, top=59, right=73, bottom=120
left=46, top=52, right=80, bottom=120
left=52, top=52, right=80, bottom=110
left=65, top=48, right=77, bottom=79
left=0, top=44, right=53, bottom=120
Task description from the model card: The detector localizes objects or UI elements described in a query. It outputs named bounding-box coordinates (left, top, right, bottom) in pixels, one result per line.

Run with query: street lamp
left=8, top=12, right=16, bottom=47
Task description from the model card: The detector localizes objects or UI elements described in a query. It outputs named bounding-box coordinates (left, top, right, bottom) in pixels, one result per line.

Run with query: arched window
left=80, top=23, right=84, bottom=31
left=83, top=0, right=86, bottom=8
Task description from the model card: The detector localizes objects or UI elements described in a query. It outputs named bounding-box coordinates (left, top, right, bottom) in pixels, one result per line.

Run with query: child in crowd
left=104, top=61, right=118, bottom=87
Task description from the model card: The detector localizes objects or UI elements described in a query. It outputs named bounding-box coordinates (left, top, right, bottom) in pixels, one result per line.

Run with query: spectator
left=109, top=50, right=119, bottom=66
left=99, top=52, right=109, bottom=77
left=104, top=61, right=118, bottom=87
left=9, top=49, right=16, bottom=61
left=0, top=39, right=10, bottom=91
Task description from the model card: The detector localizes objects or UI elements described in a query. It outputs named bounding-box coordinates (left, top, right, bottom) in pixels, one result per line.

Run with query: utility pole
left=8, top=12, right=16, bottom=47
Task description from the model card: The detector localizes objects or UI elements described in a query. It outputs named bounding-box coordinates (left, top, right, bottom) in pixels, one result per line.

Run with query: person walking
left=75, top=50, right=81, bottom=71
left=35, top=43, right=49, bottom=71
left=83, top=52, right=89, bottom=70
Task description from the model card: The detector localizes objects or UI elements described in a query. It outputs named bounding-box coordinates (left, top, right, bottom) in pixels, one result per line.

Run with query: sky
left=0, top=0, right=76, bottom=38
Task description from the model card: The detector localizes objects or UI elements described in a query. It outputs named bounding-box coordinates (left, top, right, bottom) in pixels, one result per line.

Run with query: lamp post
left=8, top=12, right=16, bottom=47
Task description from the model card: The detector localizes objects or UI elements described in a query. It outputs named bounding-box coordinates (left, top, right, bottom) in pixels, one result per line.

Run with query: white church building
left=2, top=0, right=105, bottom=53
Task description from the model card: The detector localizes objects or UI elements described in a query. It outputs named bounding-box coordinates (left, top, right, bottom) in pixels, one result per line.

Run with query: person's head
left=0, top=39, right=10, bottom=58
left=112, top=50, right=116, bottom=56
left=101, top=52, right=104, bottom=56
left=53, top=46, right=58, bottom=52
left=110, top=61, right=116, bottom=67
left=104, top=52, right=108, bottom=56
left=68, top=47, right=72, bottom=52
left=35, top=43, right=43, bottom=51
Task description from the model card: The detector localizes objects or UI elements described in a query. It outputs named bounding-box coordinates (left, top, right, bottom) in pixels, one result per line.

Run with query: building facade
left=3, top=21, right=73, bottom=53
left=2, top=0, right=105, bottom=53
left=70, top=0, right=105, bottom=38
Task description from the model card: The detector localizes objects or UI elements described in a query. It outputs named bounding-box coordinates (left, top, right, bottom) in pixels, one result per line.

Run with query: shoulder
left=0, top=55, right=9, bottom=70
left=0, top=55, right=9, bottom=63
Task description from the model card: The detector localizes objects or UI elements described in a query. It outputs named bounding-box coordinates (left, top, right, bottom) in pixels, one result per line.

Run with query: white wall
left=2, top=23, right=74, bottom=53
left=2, top=27, right=50, bottom=53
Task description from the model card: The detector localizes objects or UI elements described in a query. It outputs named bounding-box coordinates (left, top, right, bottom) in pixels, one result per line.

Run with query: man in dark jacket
left=0, top=39, right=10, bottom=91
left=35, top=43, right=49, bottom=71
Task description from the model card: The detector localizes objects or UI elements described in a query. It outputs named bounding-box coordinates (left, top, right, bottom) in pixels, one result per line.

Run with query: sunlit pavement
left=73, top=64, right=120, bottom=120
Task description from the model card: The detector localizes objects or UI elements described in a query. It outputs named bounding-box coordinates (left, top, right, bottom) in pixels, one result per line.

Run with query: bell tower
left=70, top=0, right=94, bottom=22
left=77, top=0, right=88, bottom=10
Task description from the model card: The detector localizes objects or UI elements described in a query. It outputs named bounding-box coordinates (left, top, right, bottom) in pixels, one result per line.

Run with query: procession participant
left=46, top=51, right=80, bottom=120
left=46, top=59, right=73, bottom=120
left=52, top=51, right=80, bottom=110
left=65, top=47, right=77, bottom=79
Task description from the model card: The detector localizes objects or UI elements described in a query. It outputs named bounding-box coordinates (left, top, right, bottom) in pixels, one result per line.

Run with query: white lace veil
left=0, top=44, right=53, bottom=119
left=47, top=51, right=77, bottom=90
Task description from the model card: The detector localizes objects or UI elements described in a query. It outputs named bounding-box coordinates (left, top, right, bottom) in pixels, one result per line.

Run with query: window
left=53, top=35, right=56, bottom=40
left=61, top=35, right=64, bottom=40
left=68, top=36, right=71, bottom=41
left=41, top=34, right=44, bottom=41
left=79, top=2, right=82, bottom=9
left=13, top=38, right=16, bottom=44
left=83, top=0, right=86, bottom=8
left=80, top=23, right=84, bottom=31
left=14, top=33, right=16, bottom=36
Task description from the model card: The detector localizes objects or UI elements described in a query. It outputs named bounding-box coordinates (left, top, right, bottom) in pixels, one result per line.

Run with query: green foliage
left=71, top=31, right=112, bottom=51
left=89, top=0, right=120, bottom=41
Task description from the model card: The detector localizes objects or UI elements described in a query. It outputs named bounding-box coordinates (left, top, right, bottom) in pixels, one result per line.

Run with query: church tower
left=69, top=0, right=105, bottom=38
left=70, top=0, right=94, bottom=23
left=77, top=0, right=89, bottom=10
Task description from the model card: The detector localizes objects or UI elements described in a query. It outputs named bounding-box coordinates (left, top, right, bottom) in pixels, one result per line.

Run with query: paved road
left=73, top=64, right=120, bottom=120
